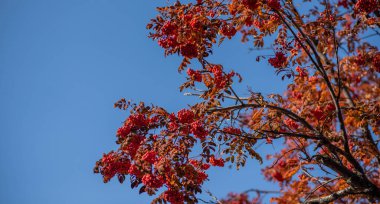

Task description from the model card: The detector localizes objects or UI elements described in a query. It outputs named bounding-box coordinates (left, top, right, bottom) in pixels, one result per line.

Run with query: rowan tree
left=94, top=0, right=380, bottom=203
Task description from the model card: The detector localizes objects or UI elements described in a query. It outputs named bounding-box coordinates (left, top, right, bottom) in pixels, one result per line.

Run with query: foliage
left=94, top=0, right=380, bottom=203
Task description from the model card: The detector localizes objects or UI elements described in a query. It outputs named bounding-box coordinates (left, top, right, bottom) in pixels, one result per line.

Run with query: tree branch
left=208, top=103, right=316, bottom=133
left=303, top=176, right=343, bottom=203
left=305, top=187, right=354, bottom=204
left=277, top=9, right=362, bottom=175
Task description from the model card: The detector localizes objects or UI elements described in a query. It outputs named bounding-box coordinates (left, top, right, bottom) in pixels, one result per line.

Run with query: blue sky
left=0, top=1, right=289, bottom=203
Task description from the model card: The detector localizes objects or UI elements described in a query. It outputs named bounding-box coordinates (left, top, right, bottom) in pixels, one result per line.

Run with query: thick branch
left=305, top=187, right=354, bottom=204
left=313, top=155, right=380, bottom=200
left=303, top=177, right=343, bottom=203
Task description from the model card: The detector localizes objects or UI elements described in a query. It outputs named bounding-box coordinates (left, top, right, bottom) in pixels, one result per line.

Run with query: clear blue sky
left=0, top=1, right=289, bottom=203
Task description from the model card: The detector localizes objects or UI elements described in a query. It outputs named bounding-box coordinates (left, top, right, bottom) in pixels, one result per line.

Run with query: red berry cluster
left=128, top=164, right=143, bottom=178
left=158, top=36, right=178, bottom=49
left=161, top=21, right=177, bottom=35
left=209, top=65, right=235, bottom=89
left=180, top=43, right=198, bottom=59
left=220, top=23, right=237, bottom=38
left=187, top=68, right=202, bottom=82
left=268, top=52, right=287, bottom=68
left=295, top=66, right=308, bottom=78
left=223, top=127, right=242, bottom=135
left=354, top=0, right=379, bottom=14
left=169, top=109, right=208, bottom=140
left=190, top=120, right=208, bottom=140
left=94, top=104, right=225, bottom=203
left=149, top=6, right=219, bottom=59
left=96, top=151, right=131, bottom=183
left=142, top=174, right=165, bottom=188
left=163, top=189, right=185, bottom=204
left=242, top=0, right=259, bottom=10
left=338, top=0, right=349, bottom=8
left=267, top=0, right=281, bottom=10
left=177, top=109, right=195, bottom=124
left=189, top=159, right=211, bottom=170
left=210, top=155, right=225, bottom=167
left=116, top=113, right=150, bottom=139
left=122, top=134, right=145, bottom=158
left=156, top=17, right=202, bottom=59
left=128, top=113, right=149, bottom=128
